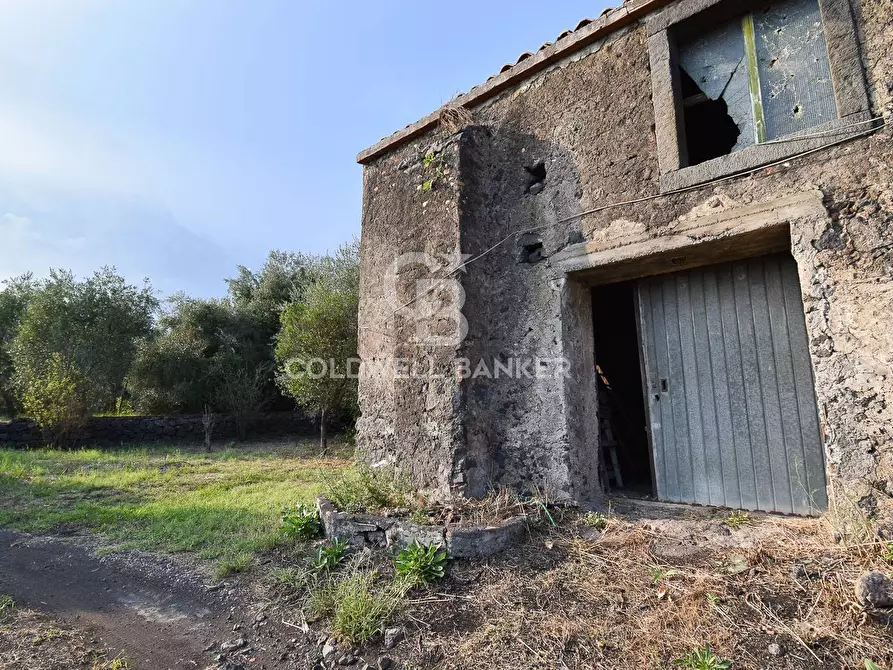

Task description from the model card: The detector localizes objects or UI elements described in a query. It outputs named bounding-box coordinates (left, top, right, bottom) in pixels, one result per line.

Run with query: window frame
left=647, top=0, right=872, bottom=192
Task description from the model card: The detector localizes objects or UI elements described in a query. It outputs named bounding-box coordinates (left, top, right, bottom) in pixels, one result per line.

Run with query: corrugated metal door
left=637, top=254, right=827, bottom=515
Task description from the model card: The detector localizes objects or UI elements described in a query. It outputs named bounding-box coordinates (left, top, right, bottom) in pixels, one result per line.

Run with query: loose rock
left=768, top=643, right=783, bottom=656
left=790, top=563, right=808, bottom=580
left=856, top=571, right=893, bottom=608
left=220, top=638, right=247, bottom=653
left=383, top=627, right=404, bottom=650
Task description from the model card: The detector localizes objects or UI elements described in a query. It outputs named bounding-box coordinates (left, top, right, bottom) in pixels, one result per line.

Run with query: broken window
left=676, top=0, right=837, bottom=166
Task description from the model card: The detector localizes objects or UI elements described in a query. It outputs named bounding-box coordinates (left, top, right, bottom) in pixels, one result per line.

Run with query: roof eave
left=357, top=0, right=673, bottom=165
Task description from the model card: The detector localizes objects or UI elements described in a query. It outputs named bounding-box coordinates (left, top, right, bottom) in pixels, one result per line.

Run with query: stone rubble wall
left=316, top=498, right=527, bottom=559
left=0, top=412, right=316, bottom=448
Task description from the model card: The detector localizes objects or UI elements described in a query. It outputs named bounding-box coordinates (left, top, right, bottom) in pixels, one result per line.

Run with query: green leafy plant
left=881, top=542, right=893, bottom=564
left=0, top=594, right=15, bottom=622
left=281, top=503, right=322, bottom=540
left=864, top=660, right=881, bottom=670
left=584, top=511, right=608, bottom=530
left=706, top=592, right=722, bottom=606
left=394, top=540, right=447, bottom=585
left=674, top=644, right=732, bottom=669
left=725, top=510, right=751, bottom=529
left=420, top=151, right=446, bottom=192
left=649, top=567, right=680, bottom=585
left=310, top=538, right=349, bottom=572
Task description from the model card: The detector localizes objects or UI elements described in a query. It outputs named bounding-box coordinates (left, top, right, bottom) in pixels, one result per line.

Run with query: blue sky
left=0, top=0, right=607, bottom=297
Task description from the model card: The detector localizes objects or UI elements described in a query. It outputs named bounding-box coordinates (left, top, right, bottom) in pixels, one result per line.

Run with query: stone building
left=356, top=0, right=892, bottom=518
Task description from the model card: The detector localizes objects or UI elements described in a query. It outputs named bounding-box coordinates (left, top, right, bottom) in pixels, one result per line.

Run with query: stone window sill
left=659, top=112, right=876, bottom=192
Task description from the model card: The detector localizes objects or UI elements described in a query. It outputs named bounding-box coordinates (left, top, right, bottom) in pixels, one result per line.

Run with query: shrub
left=212, top=360, right=272, bottom=441
left=281, top=503, right=322, bottom=540
left=394, top=541, right=447, bottom=585
left=673, top=644, right=732, bottom=669
left=18, top=353, right=88, bottom=445
left=310, top=539, right=349, bottom=572
left=307, top=567, right=411, bottom=644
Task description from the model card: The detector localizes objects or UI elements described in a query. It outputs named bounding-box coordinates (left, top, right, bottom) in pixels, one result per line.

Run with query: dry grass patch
left=0, top=599, right=124, bottom=669
left=391, top=510, right=892, bottom=670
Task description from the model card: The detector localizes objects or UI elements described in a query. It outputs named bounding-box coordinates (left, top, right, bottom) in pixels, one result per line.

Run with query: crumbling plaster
left=357, top=0, right=893, bottom=519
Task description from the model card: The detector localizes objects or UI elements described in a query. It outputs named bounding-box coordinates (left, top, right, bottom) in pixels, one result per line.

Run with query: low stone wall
left=0, top=412, right=316, bottom=448
left=316, top=498, right=528, bottom=559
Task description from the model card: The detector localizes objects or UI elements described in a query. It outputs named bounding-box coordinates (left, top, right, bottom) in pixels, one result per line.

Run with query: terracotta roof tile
left=359, top=0, right=671, bottom=163
left=363, top=10, right=618, bottom=148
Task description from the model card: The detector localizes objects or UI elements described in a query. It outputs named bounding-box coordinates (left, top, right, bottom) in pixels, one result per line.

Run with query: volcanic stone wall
left=0, top=412, right=315, bottom=448
left=357, top=0, right=893, bottom=521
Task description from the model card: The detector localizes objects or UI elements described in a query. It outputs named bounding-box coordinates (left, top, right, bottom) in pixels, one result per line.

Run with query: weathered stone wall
left=358, top=0, right=893, bottom=516
left=0, top=412, right=315, bottom=448
left=356, top=139, right=466, bottom=497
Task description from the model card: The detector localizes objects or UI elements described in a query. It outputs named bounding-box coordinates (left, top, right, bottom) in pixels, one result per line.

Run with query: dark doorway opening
left=591, top=282, right=653, bottom=496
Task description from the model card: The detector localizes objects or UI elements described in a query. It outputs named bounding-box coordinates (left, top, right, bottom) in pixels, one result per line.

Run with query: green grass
left=0, top=594, right=14, bottom=622
left=307, top=566, right=412, bottom=644
left=0, top=442, right=351, bottom=577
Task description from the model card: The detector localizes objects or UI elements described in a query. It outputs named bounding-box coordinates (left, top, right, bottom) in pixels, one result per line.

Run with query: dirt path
left=0, top=530, right=289, bottom=670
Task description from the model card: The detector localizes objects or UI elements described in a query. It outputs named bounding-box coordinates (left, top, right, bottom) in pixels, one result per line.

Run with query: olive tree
left=0, top=274, right=35, bottom=417
left=11, top=268, right=157, bottom=438
left=274, top=241, right=359, bottom=448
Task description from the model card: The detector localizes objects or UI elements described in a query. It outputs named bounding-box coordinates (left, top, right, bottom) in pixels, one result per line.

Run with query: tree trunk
left=0, top=391, right=15, bottom=419
left=319, top=408, right=328, bottom=454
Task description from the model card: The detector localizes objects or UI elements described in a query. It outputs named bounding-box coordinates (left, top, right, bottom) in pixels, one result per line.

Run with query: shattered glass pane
left=754, top=0, right=837, bottom=140
left=680, top=22, right=755, bottom=153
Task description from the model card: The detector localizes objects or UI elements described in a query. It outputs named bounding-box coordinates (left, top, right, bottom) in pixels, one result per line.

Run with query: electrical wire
left=372, top=116, right=888, bottom=325
left=758, top=115, right=884, bottom=145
